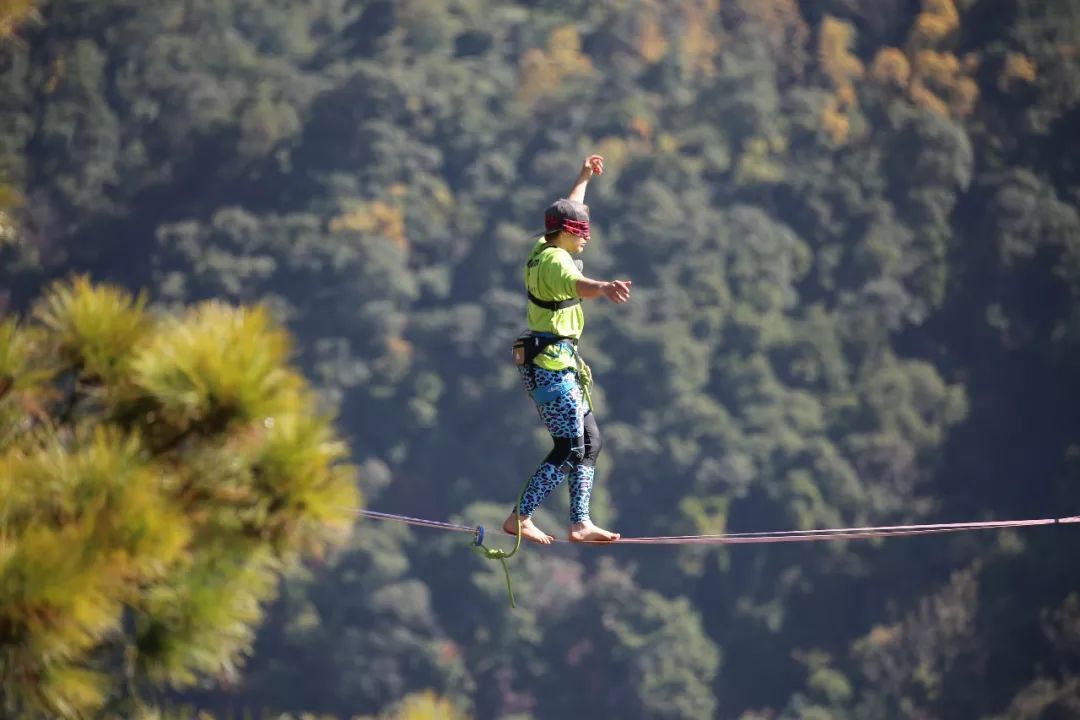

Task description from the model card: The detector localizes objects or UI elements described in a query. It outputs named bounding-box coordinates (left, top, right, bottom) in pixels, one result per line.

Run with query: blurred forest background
left=2, top=0, right=1080, bottom=718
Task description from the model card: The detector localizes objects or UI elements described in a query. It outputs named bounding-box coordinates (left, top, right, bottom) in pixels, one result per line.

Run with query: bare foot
left=503, top=512, right=554, bottom=545
left=568, top=520, right=620, bottom=543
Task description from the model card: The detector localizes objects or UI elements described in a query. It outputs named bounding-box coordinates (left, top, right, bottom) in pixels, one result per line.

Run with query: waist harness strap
left=515, top=332, right=577, bottom=366
left=527, top=291, right=581, bottom=312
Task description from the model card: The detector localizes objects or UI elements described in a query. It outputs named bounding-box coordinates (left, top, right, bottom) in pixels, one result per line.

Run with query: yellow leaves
left=835, top=83, right=858, bottom=108
left=330, top=199, right=408, bottom=249
left=865, top=1, right=979, bottom=119
left=517, top=25, right=594, bottom=107
left=923, top=0, right=960, bottom=20
left=633, top=0, right=721, bottom=75
left=1000, top=52, right=1037, bottom=93
left=380, top=691, right=470, bottom=720
left=679, top=0, right=722, bottom=77
left=817, top=16, right=865, bottom=145
left=631, top=116, right=654, bottom=145
left=912, top=13, right=954, bottom=47
left=638, top=15, right=668, bottom=63
left=910, top=0, right=959, bottom=49
left=387, top=334, right=413, bottom=358
left=914, top=49, right=959, bottom=86
left=548, top=24, right=587, bottom=60
left=0, top=0, right=37, bottom=40
left=871, top=47, right=912, bottom=88
left=818, top=16, right=864, bottom=91
left=0, top=181, right=21, bottom=246
left=911, top=49, right=978, bottom=116
left=0, top=182, right=19, bottom=206
left=950, top=75, right=979, bottom=117
left=817, top=0, right=975, bottom=129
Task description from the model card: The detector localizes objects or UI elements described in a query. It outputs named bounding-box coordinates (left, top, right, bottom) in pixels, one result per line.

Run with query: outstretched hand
left=603, top=280, right=632, bottom=304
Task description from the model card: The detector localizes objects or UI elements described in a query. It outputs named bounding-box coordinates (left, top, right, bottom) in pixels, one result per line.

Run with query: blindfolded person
left=507, top=154, right=632, bottom=544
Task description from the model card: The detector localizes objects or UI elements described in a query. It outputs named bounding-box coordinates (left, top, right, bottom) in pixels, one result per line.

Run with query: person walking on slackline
left=505, top=154, right=632, bottom=544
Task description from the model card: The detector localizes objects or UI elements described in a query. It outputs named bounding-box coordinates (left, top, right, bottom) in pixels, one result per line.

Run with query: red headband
left=545, top=216, right=590, bottom=238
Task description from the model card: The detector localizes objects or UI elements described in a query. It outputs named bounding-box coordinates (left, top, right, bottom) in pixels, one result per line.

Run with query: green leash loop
left=577, top=355, right=593, bottom=413
left=472, top=546, right=517, bottom=607
left=473, top=474, right=531, bottom=608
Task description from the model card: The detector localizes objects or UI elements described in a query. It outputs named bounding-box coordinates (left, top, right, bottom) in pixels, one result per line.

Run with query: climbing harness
left=527, top=291, right=581, bottom=312
left=512, top=330, right=594, bottom=411
left=525, top=244, right=582, bottom=313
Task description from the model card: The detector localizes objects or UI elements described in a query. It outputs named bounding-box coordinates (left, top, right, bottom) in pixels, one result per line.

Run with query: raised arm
left=567, top=154, right=604, bottom=204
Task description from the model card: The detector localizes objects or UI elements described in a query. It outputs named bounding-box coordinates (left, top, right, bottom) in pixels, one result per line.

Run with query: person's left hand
left=581, top=154, right=604, bottom=177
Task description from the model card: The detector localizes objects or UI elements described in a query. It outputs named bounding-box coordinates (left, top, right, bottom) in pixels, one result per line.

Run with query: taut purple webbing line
left=345, top=508, right=1080, bottom=546
left=576, top=516, right=1080, bottom=545
left=350, top=508, right=476, bottom=534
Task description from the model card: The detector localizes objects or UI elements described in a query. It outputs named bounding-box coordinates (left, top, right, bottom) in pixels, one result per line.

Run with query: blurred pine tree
left=0, top=276, right=359, bottom=718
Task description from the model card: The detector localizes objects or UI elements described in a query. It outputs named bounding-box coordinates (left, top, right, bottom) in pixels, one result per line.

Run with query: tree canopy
left=2, top=0, right=1079, bottom=718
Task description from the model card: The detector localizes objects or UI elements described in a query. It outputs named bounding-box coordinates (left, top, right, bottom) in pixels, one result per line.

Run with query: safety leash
left=470, top=474, right=532, bottom=607
left=347, top=505, right=1080, bottom=608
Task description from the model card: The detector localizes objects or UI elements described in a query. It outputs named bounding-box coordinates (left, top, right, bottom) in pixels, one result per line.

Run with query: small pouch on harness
left=512, top=331, right=568, bottom=368
left=511, top=334, right=528, bottom=367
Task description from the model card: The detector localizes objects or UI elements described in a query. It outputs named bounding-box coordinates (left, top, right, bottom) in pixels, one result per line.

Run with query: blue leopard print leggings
left=517, top=364, right=602, bottom=523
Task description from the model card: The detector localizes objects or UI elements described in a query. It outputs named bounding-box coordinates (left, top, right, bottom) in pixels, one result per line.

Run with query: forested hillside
left=2, top=0, right=1079, bottom=718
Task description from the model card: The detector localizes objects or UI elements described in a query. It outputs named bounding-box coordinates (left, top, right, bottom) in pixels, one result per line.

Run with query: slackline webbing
left=345, top=508, right=1080, bottom=546
left=343, top=507, right=1079, bottom=607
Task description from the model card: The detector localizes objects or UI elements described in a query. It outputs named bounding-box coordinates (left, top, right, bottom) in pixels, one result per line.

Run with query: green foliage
left=32, top=275, right=150, bottom=384
left=131, top=301, right=298, bottom=431
left=367, top=690, right=471, bottom=720
left=0, top=278, right=359, bottom=718
left=2, top=1, right=1079, bottom=718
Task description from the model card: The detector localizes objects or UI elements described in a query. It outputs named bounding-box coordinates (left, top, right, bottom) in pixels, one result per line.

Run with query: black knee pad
left=545, top=436, right=586, bottom=470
